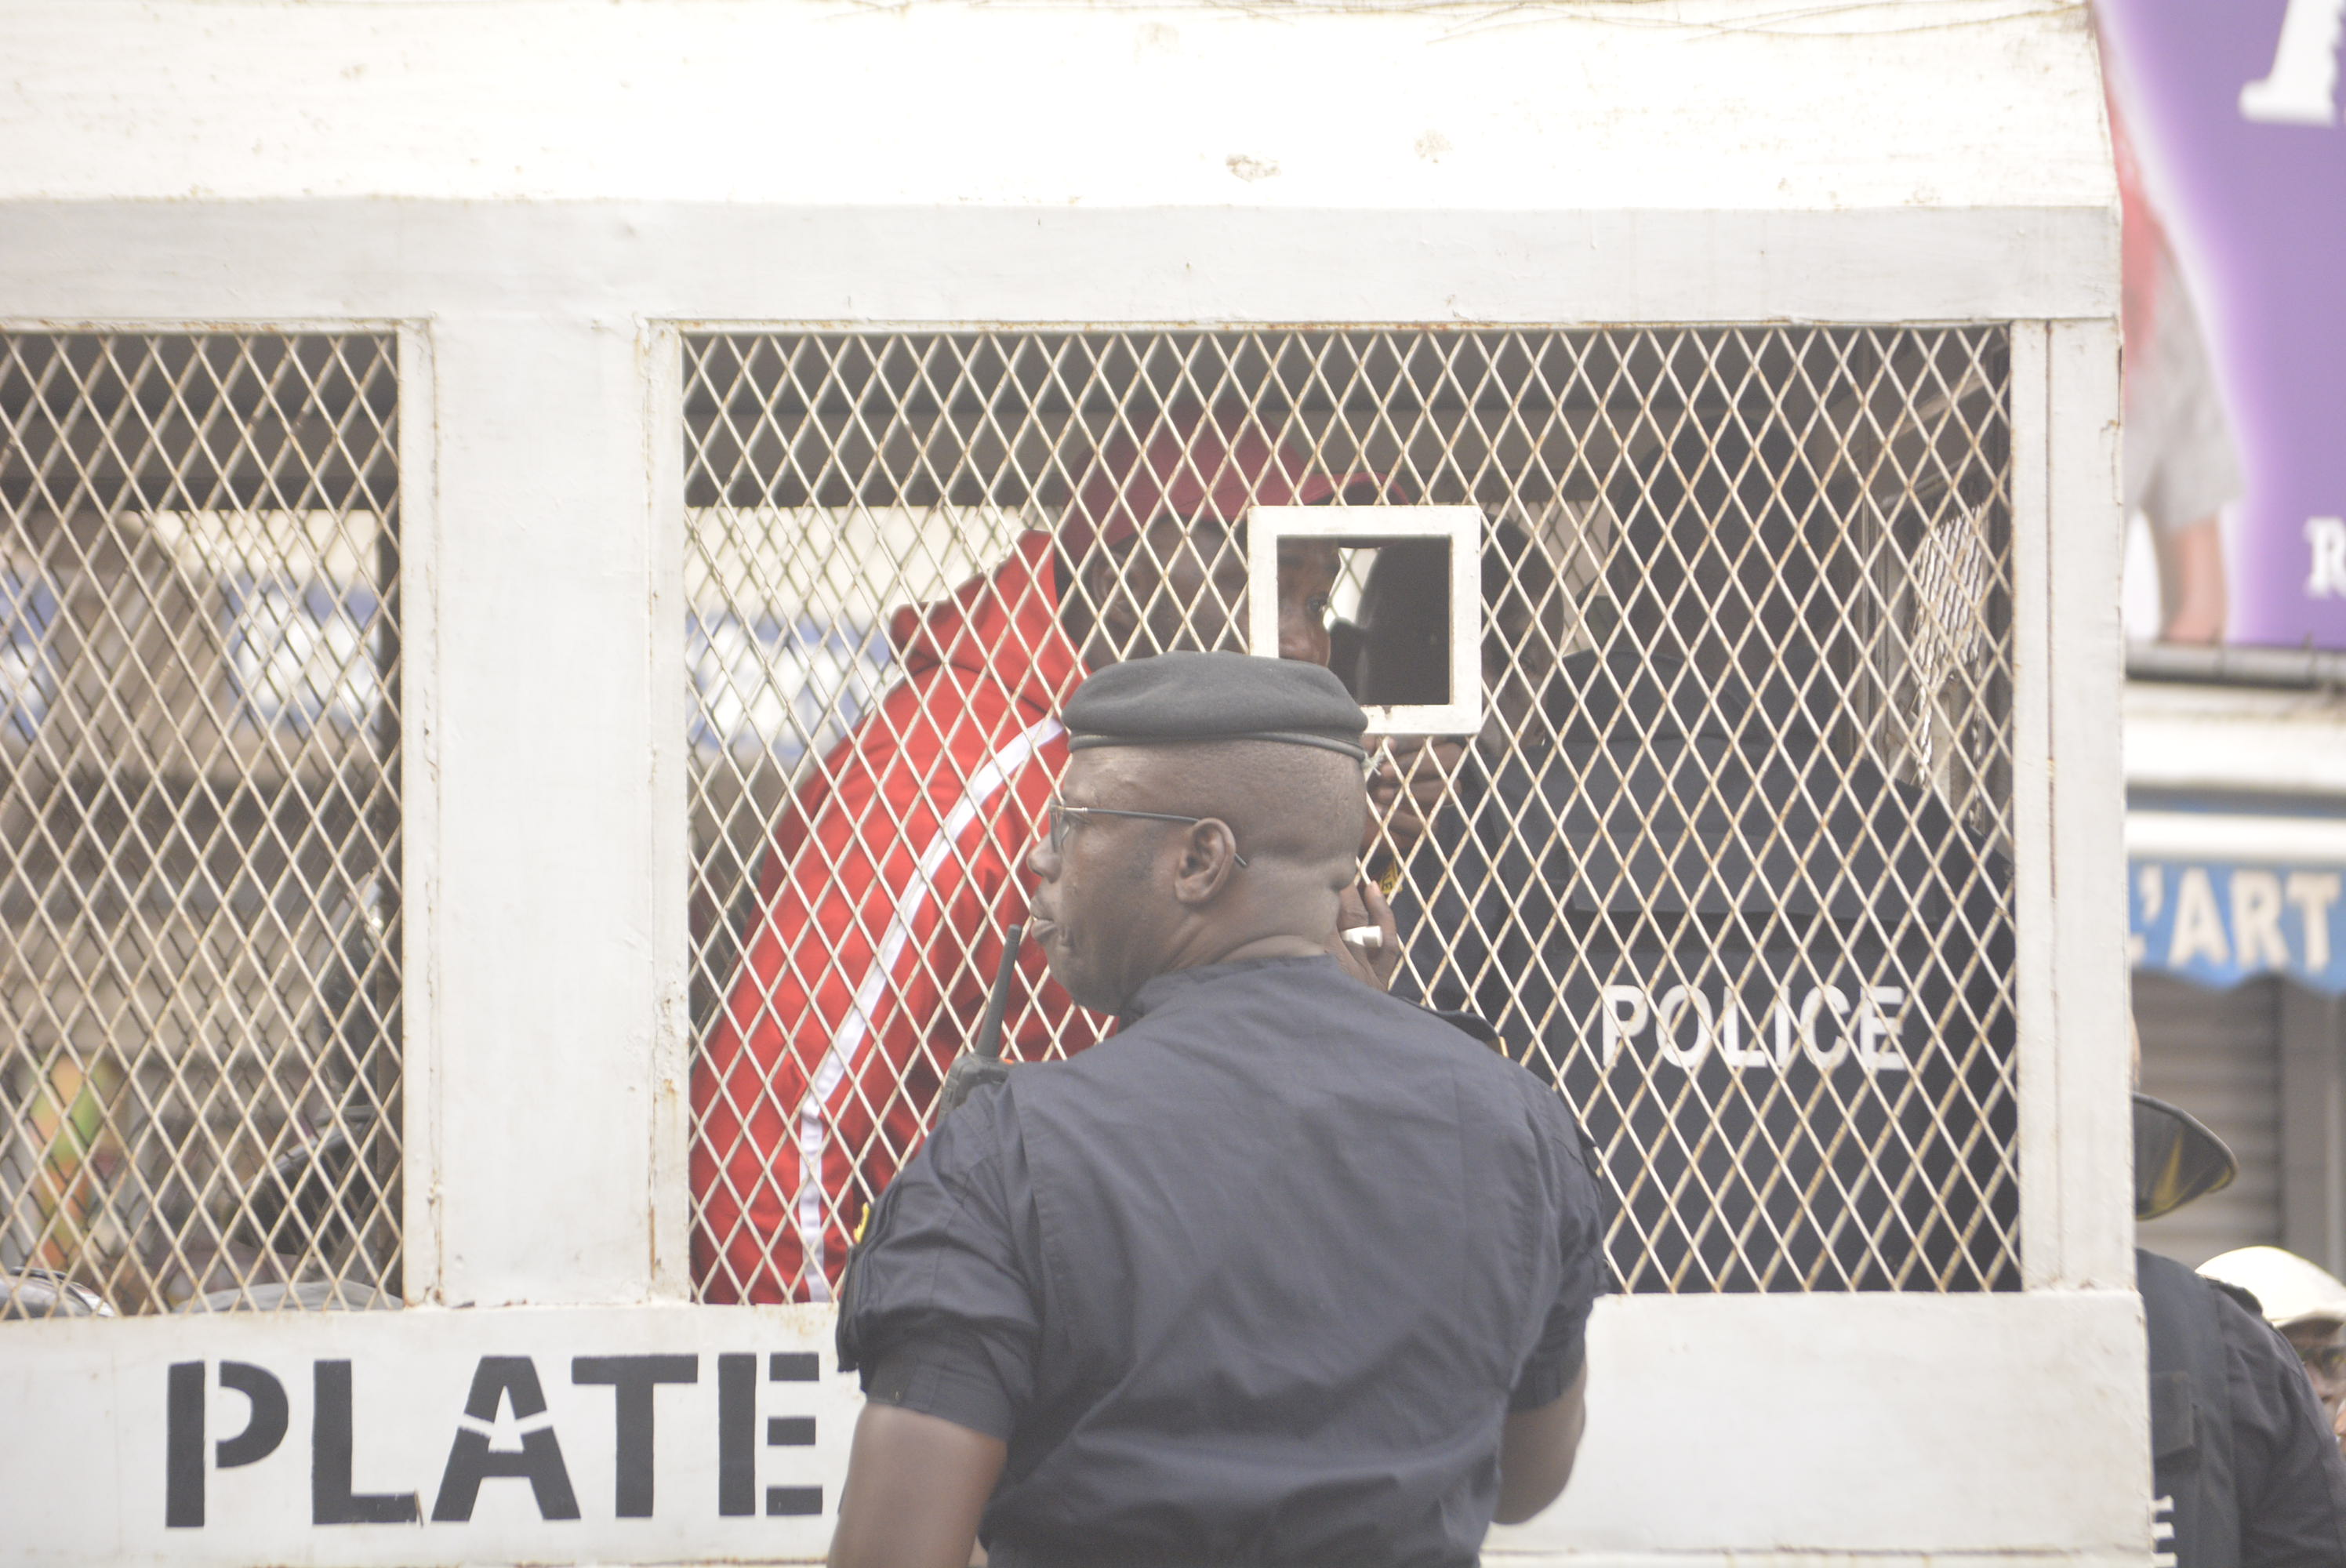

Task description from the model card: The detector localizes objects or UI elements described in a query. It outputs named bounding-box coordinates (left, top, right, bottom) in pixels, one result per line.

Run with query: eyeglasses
left=1044, top=800, right=1248, bottom=868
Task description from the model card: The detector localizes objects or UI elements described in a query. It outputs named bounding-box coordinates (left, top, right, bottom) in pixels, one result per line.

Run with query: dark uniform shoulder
left=1025, top=958, right=1575, bottom=1144
left=2141, top=1248, right=2346, bottom=1566
left=2217, top=1288, right=2346, bottom=1564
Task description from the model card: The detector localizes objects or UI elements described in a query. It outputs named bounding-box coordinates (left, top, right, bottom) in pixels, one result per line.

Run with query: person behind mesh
left=691, top=405, right=1385, bottom=1303
left=1364, top=448, right=2017, bottom=1292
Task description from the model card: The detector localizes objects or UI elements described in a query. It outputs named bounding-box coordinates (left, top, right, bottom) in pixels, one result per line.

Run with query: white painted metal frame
left=0, top=308, right=687, bottom=1316
left=2010, top=320, right=2134, bottom=1294
left=647, top=325, right=695, bottom=1305
left=0, top=4, right=2141, bottom=1555
left=396, top=321, right=446, bottom=1305
left=0, top=321, right=412, bottom=1313
left=1247, top=505, right=1483, bottom=736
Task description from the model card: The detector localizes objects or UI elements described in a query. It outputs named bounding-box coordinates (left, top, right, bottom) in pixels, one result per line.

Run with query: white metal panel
left=2043, top=318, right=2133, bottom=1293
left=648, top=329, right=695, bottom=1305
left=2013, top=318, right=2134, bottom=1292
left=0, top=1292, right=2151, bottom=1566
left=1494, top=1293, right=2149, bottom=1557
left=2128, top=811, right=2346, bottom=864
left=2010, top=321, right=2060, bottom=1288
left=0, top=2, right=2112, bottom=216
left=0, top=202, right=2118, bottom=330
left=424, top=316, right=663, bottom=1306
left=2126, top=681, right=2346, bottom=797
left=1, top=305, right=2137, bottom=1554
left=398, top=321, right=446, bottom=1305
left=0, top=1303, right=847, bottom=1565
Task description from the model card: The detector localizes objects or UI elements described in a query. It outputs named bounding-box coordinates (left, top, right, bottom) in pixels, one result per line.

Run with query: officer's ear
left=1169, top=820, right=1243, bottom=906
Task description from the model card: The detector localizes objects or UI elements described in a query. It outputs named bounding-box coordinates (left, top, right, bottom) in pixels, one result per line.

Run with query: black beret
left=1065, top=651, right=1369, bottom=760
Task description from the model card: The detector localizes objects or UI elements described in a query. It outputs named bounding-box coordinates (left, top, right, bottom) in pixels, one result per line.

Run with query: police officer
left=2131, top=1092, right=2346, bottom=1564
left=830, top=651, right=1607, bottom=1568
left=2200, top=1246, right=2346, bottom=1450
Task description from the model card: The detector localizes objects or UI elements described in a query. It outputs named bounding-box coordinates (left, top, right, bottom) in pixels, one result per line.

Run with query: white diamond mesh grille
left=685, top=328, right=2016, bottom=1301
left=0, top=334, right=401, bottom=1318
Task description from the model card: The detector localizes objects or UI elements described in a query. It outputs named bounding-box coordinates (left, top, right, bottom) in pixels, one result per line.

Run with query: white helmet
left=2199, top=1246, right=2346, bottom=1331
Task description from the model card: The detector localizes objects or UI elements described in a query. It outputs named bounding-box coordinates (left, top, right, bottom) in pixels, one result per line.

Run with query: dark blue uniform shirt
left=837, top=956, right=1606, bottom=1568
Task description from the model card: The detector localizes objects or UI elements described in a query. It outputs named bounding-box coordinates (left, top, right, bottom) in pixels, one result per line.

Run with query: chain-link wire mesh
left=0, top=334, right=401, bottom=1317
left=685, top=328, right=2014, bottom=1301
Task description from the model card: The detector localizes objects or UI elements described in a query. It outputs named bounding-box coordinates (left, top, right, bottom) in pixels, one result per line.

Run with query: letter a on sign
left=2169, top=868, right=2232, bottom=969
left=433, top=1357, right=582, bottom=1523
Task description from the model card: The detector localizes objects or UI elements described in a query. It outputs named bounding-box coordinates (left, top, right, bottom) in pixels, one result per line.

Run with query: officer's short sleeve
left=1509, top=1094, right=1608, bottom=1414
left=836, top=1087, right=1041, bottom=1442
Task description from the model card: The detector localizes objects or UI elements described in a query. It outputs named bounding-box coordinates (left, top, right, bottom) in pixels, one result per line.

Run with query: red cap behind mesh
left=1060, top=404, right=1381, bottom=560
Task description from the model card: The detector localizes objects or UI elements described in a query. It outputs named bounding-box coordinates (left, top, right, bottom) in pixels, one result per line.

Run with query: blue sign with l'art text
left=2129, top=858, right=2346, bottom=994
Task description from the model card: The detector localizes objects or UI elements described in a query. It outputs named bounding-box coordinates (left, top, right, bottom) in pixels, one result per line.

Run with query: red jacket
left=691, top=531, right=1095, bottom=1301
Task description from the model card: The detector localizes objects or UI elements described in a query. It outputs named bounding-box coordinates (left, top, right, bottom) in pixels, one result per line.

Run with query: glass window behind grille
left=0, top=335, right=401, bottom=1317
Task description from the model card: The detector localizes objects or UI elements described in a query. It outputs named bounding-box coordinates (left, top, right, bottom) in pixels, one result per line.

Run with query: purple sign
left=2097, top=0, right=2346, bottom=652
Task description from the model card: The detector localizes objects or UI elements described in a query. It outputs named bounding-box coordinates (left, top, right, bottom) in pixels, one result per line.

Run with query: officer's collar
left=1120, top=954, right=1341, bottom=1025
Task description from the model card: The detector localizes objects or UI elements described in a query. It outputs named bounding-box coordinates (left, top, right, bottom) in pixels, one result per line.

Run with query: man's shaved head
left=1103, top=740, right=1366, bottom=872
left=1026, top=739, right=1369, bottom=1013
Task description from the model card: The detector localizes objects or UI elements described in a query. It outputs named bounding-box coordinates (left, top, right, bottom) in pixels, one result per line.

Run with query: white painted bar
left=427, top=314, right=663, bottom=1306
left=2009, top=321, right=2061, bottom=1291
left=397, top=321, right=448, bottom=1305
left=2016, top=316, right=2134, bottom=1297
left=2044, top=318, right=2135, bottom=1295
left=646, top=327, right=695, bottom=1305
left=2126, top=680, right=2346, bottom=797
left=2127, top=811, right=2346, bottom=865
left=0, top=202, right=2116, bottom=331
